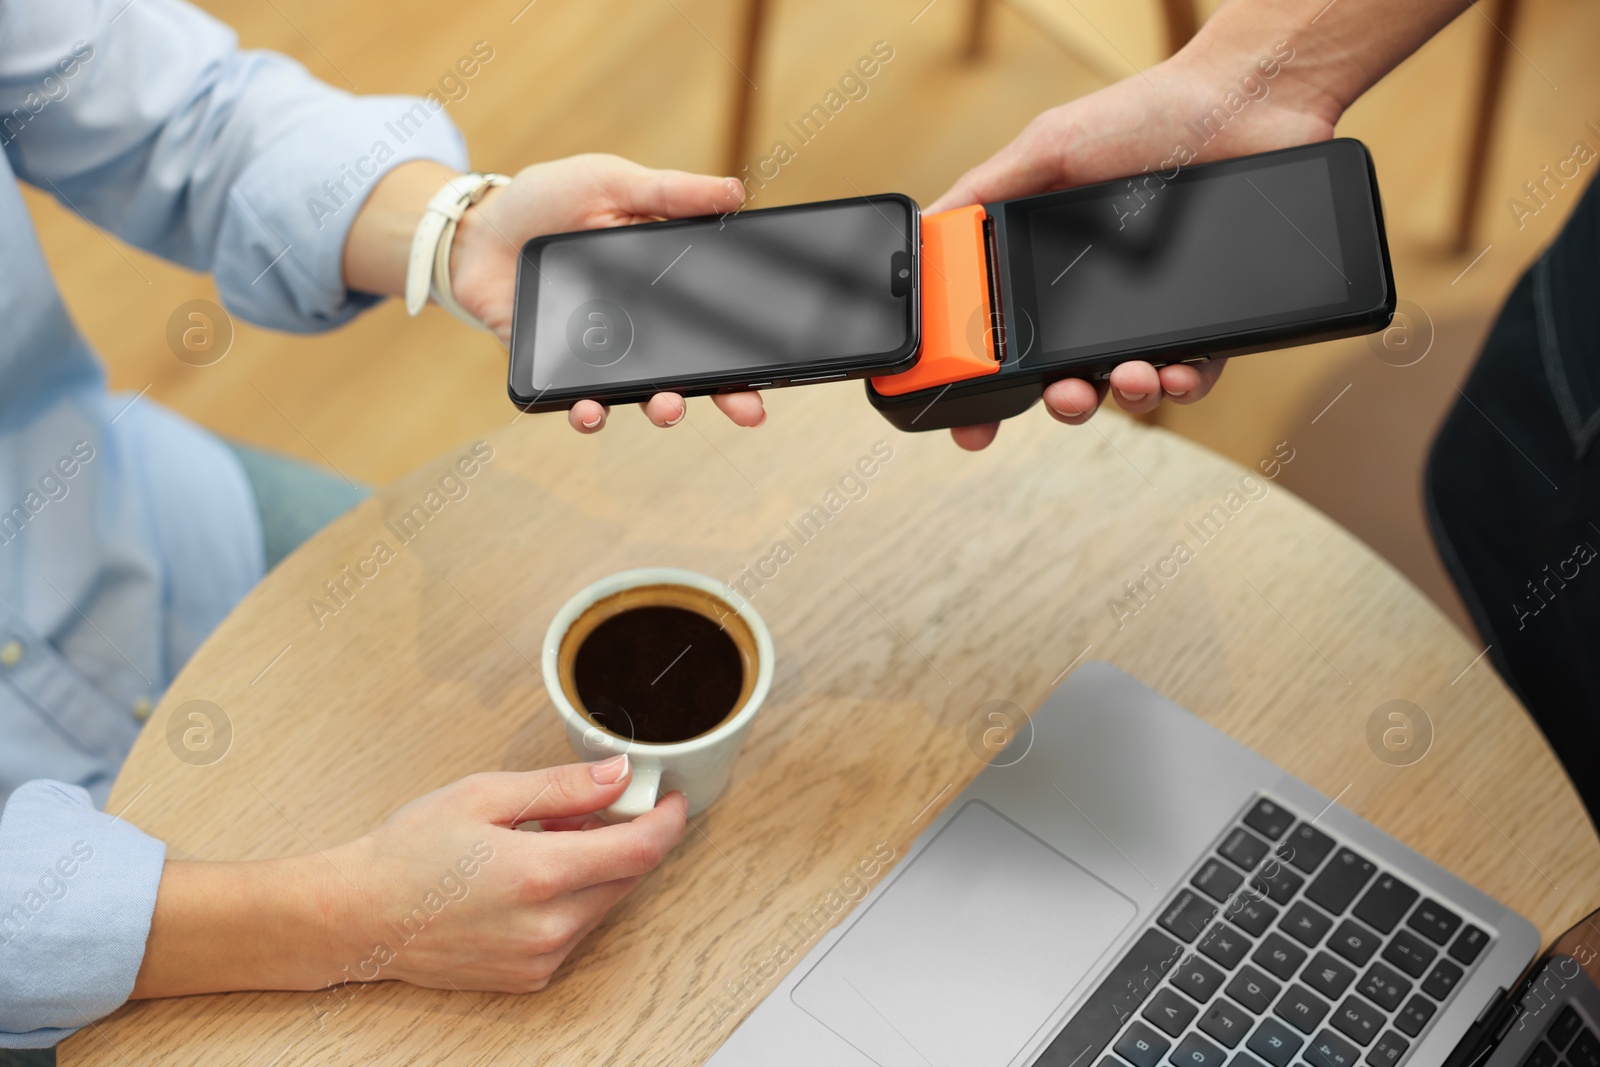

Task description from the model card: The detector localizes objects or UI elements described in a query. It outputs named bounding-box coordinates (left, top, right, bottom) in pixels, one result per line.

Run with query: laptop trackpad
left=792, top=800, right=1137, bottom=1067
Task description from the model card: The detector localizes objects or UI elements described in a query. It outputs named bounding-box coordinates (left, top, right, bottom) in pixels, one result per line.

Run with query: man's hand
left=447, top=155, right=765, bottom=433
left=132, top=756, right=688, bottom=998
left=931, top=45, right=1338, bottom=450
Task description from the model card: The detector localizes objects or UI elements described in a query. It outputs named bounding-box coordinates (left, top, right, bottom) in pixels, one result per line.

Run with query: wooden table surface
left=62, top=384, right=1600, bottom=1066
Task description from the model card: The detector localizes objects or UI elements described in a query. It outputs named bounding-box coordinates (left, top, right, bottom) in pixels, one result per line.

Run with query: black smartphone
left=508, top=194, right=921, bottom=412
left=869, top=139, right=1395, bottom=431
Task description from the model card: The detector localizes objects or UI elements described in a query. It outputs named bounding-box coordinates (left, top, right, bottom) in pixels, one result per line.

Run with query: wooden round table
left=62, top=385, right=1600, bottom=1065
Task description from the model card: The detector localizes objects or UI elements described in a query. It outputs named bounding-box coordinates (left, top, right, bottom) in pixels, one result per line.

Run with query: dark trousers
left=1427, top=175, right=1600, bottom=825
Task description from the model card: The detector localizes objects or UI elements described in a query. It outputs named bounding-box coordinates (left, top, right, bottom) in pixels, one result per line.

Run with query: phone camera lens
left=889, top=250, right=913, bottom=296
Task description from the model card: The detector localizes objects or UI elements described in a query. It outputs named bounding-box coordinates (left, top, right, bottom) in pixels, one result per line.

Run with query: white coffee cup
left=541, top=567, right=774, bottom=821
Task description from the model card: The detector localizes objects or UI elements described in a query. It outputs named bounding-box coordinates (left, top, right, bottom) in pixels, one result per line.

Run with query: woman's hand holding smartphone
left=447, top=154, right=767, bottom=433
left=505, top=193, right=921, bottom=421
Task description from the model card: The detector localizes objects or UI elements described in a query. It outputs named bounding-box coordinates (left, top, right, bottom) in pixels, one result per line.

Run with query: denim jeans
left=0, top=1049, right=55, bottom=1066
left=227, top=441, right=371, bottom=571
left=1426, top=175, right=1600, bottom=824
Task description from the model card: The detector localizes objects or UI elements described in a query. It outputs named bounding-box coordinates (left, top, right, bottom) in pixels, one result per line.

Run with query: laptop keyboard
left=1521, top=1006, right=1600, bottom=1067
left=1032, top=796, right=1493, bottom=1067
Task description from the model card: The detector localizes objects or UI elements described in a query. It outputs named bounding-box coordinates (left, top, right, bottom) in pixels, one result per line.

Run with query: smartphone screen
left=998, top=141, right=1388, bottom=368
left=509, top=195, right=918, bottom=407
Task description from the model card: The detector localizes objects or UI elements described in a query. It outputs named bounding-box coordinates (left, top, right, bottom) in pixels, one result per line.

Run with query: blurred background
left=22, top=0, right=1599, bottom=633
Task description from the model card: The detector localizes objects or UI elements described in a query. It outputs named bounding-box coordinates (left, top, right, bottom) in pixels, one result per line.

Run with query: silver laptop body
left=708, top=661, right=1541, bottom=1067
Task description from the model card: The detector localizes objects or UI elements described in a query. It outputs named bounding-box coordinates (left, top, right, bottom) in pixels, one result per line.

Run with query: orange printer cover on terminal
left=871, top=204, right=1001, bottom=397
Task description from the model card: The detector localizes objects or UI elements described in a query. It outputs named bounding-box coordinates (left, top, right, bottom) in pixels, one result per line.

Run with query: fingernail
left=580, top=414, right=603, bottom=429
left=590, top=753, right=629, bottom=784
left=1120, top=390, right=1148, bottom=402
left=1166, top=389, right=1188, bottom=398
left=664, top=408, right=686, bottom=427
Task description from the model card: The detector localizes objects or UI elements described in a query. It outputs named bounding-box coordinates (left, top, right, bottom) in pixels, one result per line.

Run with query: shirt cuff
left=0, top=780, right=166, bottom=1048
left=215, top=90, right=469, bottom=332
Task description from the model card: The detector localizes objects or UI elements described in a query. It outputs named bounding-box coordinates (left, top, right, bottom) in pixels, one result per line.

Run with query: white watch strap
left=403, top=172, right=510, bottom=328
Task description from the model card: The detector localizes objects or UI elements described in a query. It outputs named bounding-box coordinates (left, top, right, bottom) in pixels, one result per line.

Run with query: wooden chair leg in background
left=967, top=0, right=1192, bottom=69
left=1157, top=0, right=1197, bottom=56
left=1453, top=0, right=1520, bottom=254
left=965, top=0, right=993, bottom=61
left=724, top=0, right=770, bottom=178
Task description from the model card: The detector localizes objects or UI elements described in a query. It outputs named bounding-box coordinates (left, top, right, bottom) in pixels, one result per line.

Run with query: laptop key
left=1172, top=1032, right=1229, bottom=1067
left=1281, top=823, right=1337, bottom=875
left=1228, top=893, right=1280, bottom=938
left=1244, top=799, right=1294, bottom=841
left=1275, top=984, right=1332, bottom=1034
left=1306, top=851, right=1377, bottom=914
left=1201, top=999, right=1255, bottom=1049
left=1302, top=952, right=1357, bottom=1000
left=1366, top=1031, right=1409, bottom=1067
left=1282, top=902, right=1336, bottom=948
left=1229, top=1054, right=1270, bottom=1067
left=1406, top=899, right=1463, bottom=946
left=1356, top=962, right=1411, bottom=1013
left=1526, top=1043, right=1560, bottom=1067
left=1253, top=862, right=1306, bottom=906
left=1570, top=1028, right=1600, bottom=1067
left=1420, top=958, right=1464, bottom=1000
left=1248, top=1018, right=1305, bottom=1067
left=1382, top=930, right=1437, bottom=979
left=1116, top=1021, right=1174, bottom=1067
left=1305, top=1028, right=1362, bottom=1067
left=1163, top=890, right=1221, bottom=944
left=1255, top=933, right=1310, bottom=981
left=1328, top=920, right=1382, bottom=967
left=1352, top=875, right=1419, bottom=935
left=1144, top=988, right=1200, bottom=1037
left=1221, top=827, right=1272, bottom=872
left=1194, top=858, right=1248, bottom=903
left=1201, top=924, right=1251, bottom=969
left=1549, top=1007, right=1584, bottom=1051
left=1449, top=924, right=1490, bottom=966
left=1332, top=996, right=1384, bottom=1047
left=1227, top=967, right=1283, bottom=1015
left=1174, top=955, right=1228, bottom=1004
left=1033, top=927, right=1183, bottom=1067
left=1394, top=995, right=1436, bottom=1038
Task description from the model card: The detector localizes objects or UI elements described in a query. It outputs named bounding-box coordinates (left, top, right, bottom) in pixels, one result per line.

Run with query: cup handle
left=603, top=763, right=662, bottom=822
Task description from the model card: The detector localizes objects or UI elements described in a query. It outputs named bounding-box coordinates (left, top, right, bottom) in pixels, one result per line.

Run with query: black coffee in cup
left=558, top=585, right=758, bottom=744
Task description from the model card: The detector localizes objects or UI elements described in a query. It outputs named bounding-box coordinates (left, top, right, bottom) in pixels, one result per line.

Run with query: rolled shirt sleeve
left=0, top=0, right=469, bottom=330
left=0, top=781, right=166, bottom=1048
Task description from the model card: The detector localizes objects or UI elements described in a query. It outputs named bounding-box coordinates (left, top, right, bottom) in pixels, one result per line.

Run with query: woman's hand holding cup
left=134, top=758, right=685, bottom=998
left=328, top=758, right=687, bottom=994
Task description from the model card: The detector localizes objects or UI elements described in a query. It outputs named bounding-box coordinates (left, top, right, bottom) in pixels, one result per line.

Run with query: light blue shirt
left=0, top=0, right=466, bottom=1046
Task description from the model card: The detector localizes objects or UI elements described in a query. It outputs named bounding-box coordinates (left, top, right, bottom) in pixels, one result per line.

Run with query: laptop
left=708, top=661, right=1589, bottom=1067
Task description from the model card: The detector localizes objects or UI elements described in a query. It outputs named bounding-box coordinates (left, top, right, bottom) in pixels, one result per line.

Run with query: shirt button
left=0, top=640, right=22, bottom=668
left=132, top=697, right=154, bottom=723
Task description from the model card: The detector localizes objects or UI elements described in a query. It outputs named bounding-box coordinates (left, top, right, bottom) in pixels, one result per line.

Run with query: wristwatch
left=404, top=171, right=511, bottom=330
